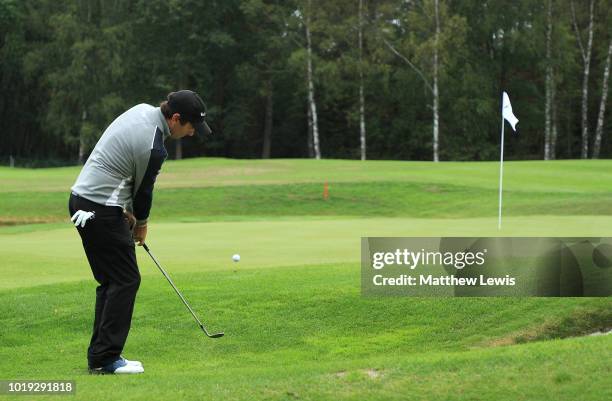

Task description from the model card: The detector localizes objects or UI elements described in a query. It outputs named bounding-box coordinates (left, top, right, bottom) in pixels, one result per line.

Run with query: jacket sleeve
left=133, top=127, right=167, bottom=224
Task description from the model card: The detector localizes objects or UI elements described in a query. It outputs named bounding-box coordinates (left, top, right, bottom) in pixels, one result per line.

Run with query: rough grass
left=0, top=265, right=610, bottom=400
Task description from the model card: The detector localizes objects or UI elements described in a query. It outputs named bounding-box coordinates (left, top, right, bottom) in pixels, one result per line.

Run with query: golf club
left=142, top=243, right=224, bottom=338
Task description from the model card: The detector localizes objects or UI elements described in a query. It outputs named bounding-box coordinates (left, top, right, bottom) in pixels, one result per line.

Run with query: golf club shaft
left=142, top=243, right=223, bottom=338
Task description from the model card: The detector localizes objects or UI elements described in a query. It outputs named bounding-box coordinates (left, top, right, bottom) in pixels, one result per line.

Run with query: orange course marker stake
left=323, top=182, right=329, bottom=200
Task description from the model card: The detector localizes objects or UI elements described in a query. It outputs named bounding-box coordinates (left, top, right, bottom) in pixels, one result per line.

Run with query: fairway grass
left=2, top=158, right=612, bottom=193
left=1, top=158, right=611, bottom=400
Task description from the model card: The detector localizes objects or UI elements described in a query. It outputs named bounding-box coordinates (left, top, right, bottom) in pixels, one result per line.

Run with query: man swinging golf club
left=69, top=90, right=211, bottom=374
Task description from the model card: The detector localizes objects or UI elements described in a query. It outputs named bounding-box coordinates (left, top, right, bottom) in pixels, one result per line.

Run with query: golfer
left=68, top=90, right=211, bottom=374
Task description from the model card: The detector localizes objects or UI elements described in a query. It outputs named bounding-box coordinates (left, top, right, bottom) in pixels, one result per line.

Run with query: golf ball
left=232, top=254, right=240, bottom=262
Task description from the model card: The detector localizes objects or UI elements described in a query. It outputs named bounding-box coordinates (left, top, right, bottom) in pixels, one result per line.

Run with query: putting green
left=2, top=215, right=611, bottom=289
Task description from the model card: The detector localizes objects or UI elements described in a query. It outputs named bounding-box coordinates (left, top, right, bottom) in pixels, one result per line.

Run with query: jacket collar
left=155, top=107, right=171, bottom=139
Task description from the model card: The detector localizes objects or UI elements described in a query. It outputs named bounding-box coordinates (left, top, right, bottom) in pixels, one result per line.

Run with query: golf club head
left=200, top=325, right=224, bottom=338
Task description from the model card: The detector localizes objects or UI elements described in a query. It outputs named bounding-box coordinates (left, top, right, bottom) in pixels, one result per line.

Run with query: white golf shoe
left=120, top=356, right=143, bottom=367
left=89, top=357, right=144, bottom=374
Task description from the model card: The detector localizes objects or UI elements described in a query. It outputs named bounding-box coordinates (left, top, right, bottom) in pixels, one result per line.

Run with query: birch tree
left=544, top=0, right=554, bottom=160
left=551, top=83, right=558, bottom=160
left=571, top=0, right=595, bottom=159
left=305, top=0, right=321, bottom=159
left=541, top=0, right=574, bottom=160
left=592, top=39, right=612, bottom=158
left=287, top=0, right=323, bottom=159
left=359, top=0, right=367, bottom=160
left=432, top=0, right=440, bottom=162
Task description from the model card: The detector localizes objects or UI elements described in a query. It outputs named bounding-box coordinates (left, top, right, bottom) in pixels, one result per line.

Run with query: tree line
left=0, top=0, right=611, bottom=166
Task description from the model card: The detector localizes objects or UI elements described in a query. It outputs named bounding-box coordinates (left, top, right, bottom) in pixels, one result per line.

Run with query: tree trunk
left=307, top=104, right=314, bottom=157
left=306, top=0, right=321, bottom=160
left=551, top=81, right=558, bottom=160
left=262, top=78, right=273, bottom=158
left=544, top=0, right=553, bottom=160
left=571, top=0, right=594, bottom=159
left=592, top=39, right=612, bottom=159
left=432, top=0, right=440, bottom=162
left=359, top=0, right=366, bottom=161
left=580, top=22, right=593, bottom=159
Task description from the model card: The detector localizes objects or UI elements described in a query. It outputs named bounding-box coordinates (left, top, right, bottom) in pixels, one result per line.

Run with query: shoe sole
left=88, top=367, right=144, bottom=375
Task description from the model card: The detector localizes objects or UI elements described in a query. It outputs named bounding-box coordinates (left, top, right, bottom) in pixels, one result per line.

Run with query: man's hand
left=123, top=210, right=136, bottom=231
left=133, top=223, right=147, bottom=246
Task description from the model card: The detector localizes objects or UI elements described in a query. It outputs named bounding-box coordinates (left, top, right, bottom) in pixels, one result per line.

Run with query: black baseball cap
left=167, top=90, right=212, bottom=135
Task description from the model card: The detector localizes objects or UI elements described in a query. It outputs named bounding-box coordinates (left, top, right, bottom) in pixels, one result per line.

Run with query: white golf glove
left=71, top=210, right=95, bottom=228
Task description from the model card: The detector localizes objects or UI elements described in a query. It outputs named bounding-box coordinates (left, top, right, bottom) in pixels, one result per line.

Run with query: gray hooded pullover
left=71, top=104, right=169, bottom=224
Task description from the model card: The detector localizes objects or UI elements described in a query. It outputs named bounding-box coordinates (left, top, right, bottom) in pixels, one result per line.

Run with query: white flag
left=502, top=91, right=518, bottom=131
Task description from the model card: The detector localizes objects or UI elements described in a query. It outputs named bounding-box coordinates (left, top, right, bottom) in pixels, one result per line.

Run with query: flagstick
left=498, top=111, right=505, bottom=231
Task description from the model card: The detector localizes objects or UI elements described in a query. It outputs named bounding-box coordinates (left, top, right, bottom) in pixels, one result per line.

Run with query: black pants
left=68, top=193, right=140, bottom=368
